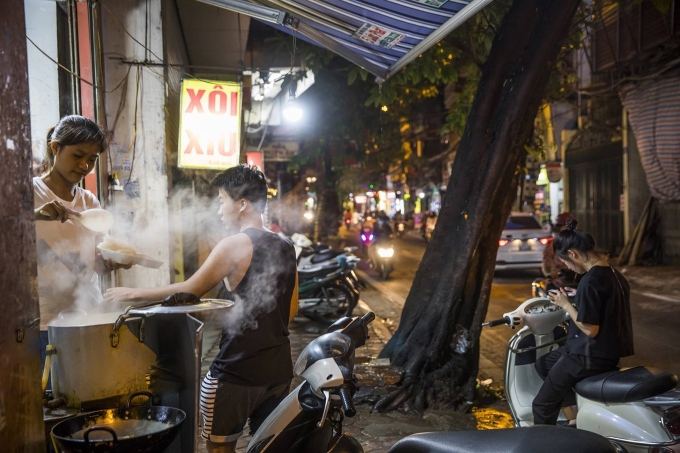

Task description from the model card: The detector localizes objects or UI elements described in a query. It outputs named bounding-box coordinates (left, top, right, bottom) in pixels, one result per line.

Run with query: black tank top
left=209, top=229, right=296, bottom=385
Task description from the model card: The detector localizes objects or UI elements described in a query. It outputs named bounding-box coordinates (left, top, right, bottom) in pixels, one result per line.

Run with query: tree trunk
left=377, top=0, right=580, bottom=412
left=0, top=0, right=45, bottom=449
left=319, top=142, right=340, bottom=239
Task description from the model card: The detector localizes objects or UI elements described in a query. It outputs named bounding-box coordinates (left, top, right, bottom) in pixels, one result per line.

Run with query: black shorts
left=200, top=371, right=291, bottom=443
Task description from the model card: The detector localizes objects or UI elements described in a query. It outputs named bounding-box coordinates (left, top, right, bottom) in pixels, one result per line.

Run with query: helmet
left=555, top=212, right=573, bottom=226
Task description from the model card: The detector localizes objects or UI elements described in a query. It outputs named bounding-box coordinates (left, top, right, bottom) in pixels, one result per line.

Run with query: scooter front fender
left=247, top=384, right=304, bottom=452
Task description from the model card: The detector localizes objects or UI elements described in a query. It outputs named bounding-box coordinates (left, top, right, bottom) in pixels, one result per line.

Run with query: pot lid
left=128, top=299, right=234, bottom=315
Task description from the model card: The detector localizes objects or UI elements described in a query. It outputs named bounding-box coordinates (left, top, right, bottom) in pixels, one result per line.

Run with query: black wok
left=51, top=392, right=185, bottom=453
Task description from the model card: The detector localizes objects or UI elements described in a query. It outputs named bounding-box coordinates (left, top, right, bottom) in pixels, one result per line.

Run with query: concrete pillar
left=101, top=0, right=171, bottom=288
left=0, top=0, right=45, bottom=449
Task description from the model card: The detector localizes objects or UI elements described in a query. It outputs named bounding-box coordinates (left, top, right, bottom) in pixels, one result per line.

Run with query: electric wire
left=100, top=1, right=163, bottom=63
left=26, top=36, right=132, bottom=94
left=124, top=66, right=142, bottom=191
left=575, top=56, right=680, bottom=96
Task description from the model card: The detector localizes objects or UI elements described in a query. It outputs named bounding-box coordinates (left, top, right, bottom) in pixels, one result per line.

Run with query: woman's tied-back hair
left=211, top=164, right=268, bottom=213
left=553, top=219, right=596, bottom=261
left=45, top=115, right=108, bottom=170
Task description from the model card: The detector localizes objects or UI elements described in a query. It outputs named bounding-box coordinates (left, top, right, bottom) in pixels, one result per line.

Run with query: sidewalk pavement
left=619, top=264, right=680, bottom=302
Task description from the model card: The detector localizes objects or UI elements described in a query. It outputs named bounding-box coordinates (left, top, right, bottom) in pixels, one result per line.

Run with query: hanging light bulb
left=283, top=81, right=303, bottom=122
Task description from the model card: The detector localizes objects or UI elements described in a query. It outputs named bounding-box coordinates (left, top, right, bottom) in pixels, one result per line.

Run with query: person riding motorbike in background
left=542, top=212, right=581, bottom=289
left=373, top=212, right=393, bottom=240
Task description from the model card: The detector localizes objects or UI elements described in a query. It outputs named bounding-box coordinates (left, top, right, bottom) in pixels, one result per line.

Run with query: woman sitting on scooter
left=533, top=219, right=634, bottom=426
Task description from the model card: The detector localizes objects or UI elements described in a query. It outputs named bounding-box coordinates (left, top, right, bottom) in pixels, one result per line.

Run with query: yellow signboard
left=178, top=79, right=241, bottom=169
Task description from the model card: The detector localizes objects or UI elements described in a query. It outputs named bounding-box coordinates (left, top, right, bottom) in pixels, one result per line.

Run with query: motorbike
left=298, top=256, right=361, bottom=324
left=298, top=244, right=356, bottom=269
left=389, top=425, right=618, bottom=453
left=422, top=219, right=435, bottom=242
left=246, top=312, right=375, bottom=453
left=531, top=278, right=551, bottom=298
left=395, top=221, right=405, bottom=238
left=359, top=226, right=374, bottom=253
left=345, top=218, right=352, bottom=230
left=368, top=237, right=394, bottom=280
left=484, top=296, right=680, bottom=452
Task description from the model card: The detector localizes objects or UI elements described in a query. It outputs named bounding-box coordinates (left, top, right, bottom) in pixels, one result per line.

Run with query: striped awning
left=620, top=76, right=680, bottom=202
left=257, top=0, right=492, bottom=81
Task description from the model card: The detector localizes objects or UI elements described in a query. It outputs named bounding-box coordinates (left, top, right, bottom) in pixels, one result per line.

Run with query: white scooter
left=484, top=297, right=680, bottom=452
left=246, top=312, right=375, bottom=453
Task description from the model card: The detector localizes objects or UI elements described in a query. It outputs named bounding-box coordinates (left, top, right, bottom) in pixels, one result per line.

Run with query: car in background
left=495, top=213, right=552, bottom=272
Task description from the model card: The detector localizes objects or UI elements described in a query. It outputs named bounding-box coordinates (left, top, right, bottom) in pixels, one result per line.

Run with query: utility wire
left=101, top=1, right=163, bottom=63
left=576, top=56, right=680, bottom=96
left=26, top=36, right=132, bottom=94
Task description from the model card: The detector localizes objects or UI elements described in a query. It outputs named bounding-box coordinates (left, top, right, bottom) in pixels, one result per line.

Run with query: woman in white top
left=34, top=116, right=124, bottom=384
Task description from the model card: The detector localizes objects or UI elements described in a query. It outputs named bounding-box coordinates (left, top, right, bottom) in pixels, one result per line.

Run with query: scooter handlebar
left=361, top=312, right=376, bottom=325
left=338, top=385, right=356, bottom=417
left=483, top=317, right=509, bottom=327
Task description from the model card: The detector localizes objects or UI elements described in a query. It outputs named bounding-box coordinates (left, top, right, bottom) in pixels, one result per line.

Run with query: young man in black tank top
left=105, top=165, right=298, bottom=453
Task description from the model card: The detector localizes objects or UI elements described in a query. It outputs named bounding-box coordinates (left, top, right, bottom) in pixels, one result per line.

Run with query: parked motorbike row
left=291, top=235, right=366, bottom=325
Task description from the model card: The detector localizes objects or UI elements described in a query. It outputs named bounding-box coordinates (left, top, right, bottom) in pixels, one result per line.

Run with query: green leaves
left=348, top=66, right=369, bottom=85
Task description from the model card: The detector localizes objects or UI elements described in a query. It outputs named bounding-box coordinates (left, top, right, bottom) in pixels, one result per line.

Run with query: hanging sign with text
left=178, top=79, right=241, bottom=169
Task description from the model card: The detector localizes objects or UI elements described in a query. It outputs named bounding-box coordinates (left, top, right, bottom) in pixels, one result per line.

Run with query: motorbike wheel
left=325, top=283, right=355, bottom=319
left=380, top=263, right=392, bottom=280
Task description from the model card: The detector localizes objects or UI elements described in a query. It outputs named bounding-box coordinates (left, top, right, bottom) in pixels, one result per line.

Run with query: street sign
left=178, top=79, right=241, bottom=170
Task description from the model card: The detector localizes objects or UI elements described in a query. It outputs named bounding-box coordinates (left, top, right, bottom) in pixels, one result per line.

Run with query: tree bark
left=0, top=0, right=45, bottom=449
left=377, top=0, right=580, bottom=412
left=319, top=142, right=341, bottom=239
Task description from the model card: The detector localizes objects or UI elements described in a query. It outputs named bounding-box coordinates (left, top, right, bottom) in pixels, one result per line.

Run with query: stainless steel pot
left=48, top=312, right=156, bottom=408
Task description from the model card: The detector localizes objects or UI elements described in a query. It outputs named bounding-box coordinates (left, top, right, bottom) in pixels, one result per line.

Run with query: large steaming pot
left=48, top=312, right=156, bottom=408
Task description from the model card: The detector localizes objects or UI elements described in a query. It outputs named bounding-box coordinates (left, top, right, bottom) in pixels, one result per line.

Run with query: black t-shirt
left=566, top=266, right=634, bottom=360
left=209, top=228, right=297, bottom=385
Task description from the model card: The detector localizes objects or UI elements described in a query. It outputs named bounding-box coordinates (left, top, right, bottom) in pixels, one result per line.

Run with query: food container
left=48, top=313, right=157, bottom=409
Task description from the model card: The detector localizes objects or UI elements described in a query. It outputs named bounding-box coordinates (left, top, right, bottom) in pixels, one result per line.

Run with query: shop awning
left=201, top=0, right=493, bottom=81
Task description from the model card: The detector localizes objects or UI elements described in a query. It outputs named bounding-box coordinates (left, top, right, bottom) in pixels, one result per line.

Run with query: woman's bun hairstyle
left=553, top=219, right=595, bottom=260
left=565, top=219, right=578, bottom=231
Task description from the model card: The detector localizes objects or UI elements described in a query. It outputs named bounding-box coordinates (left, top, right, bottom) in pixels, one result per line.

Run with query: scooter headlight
left=377, top=247, right=394, bottom=258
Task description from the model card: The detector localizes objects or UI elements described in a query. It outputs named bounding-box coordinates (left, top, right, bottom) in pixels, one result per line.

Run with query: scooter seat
left=575, top=366, right=678, bottom=404
left=388, top=426, right=616, bottom=453
left=310, top=250, right=342, bottom=264
left=298, top=265, right=339, bottom=281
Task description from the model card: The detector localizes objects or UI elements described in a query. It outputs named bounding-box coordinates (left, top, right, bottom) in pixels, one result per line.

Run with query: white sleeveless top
left=33, top=177, right=102, bottom=329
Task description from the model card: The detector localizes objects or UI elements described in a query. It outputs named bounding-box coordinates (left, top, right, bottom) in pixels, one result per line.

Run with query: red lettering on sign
left=230, top=92, right=238, bottom=117
left=186, top=89, right=205, bottom=113
left=209, top=86, right=227, bottom=114
left=184, top=130, right=203, bottom=154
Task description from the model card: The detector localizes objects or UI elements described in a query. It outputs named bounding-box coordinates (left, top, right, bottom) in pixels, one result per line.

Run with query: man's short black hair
left=211, top=164, right=268, bottom=213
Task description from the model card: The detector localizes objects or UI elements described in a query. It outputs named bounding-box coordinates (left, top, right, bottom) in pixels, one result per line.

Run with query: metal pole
left=622, top=107, right=630, bottom=242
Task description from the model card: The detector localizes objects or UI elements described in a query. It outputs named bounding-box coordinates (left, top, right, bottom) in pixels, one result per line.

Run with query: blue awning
left=250, top=0, right=493, bottom=81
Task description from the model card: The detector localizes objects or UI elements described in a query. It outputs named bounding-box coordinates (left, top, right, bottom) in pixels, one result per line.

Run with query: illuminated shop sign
left=178, top=79, right=241, bottom=169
